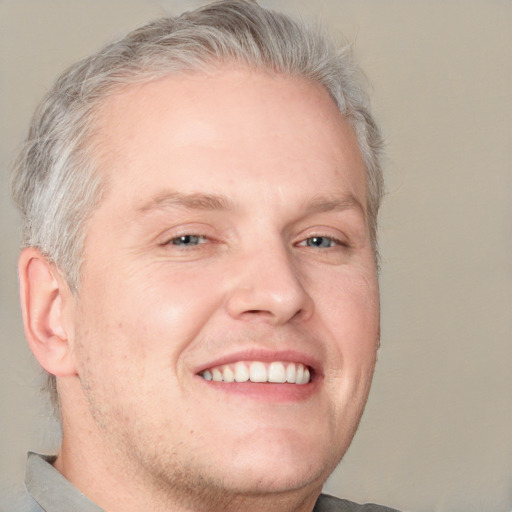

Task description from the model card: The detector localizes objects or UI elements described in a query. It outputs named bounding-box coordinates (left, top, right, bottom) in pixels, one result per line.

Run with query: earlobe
left=18, top=247, right=77, bottom=377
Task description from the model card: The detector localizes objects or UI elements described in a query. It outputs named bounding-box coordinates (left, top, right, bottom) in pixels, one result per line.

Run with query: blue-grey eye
left=171, top=235, right=204, bottom=246
left=306, top=236, right=335, bottom=248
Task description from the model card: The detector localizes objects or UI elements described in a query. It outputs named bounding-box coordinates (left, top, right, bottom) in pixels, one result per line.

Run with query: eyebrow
left=137, top=189, right=365, bottom=219
left=137, top=191, right=235, bottom=213
left=303, top=194, right=366, bottom=217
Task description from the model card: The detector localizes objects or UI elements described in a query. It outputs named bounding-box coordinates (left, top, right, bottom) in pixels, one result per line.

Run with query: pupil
left=310, top=237, right=324, bottom=247
left=174, top=235, right=193, bottom=245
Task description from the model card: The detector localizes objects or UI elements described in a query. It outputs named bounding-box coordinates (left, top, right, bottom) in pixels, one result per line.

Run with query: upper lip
left=194, top=348, right=322, bottom=377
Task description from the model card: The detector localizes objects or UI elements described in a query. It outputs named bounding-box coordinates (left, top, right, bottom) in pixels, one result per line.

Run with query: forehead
left=91, top=66, right=366, bottom=212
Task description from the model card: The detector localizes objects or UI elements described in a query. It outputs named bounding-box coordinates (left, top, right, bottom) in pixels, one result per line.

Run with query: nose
left=225, top=245, right=314, bottom=325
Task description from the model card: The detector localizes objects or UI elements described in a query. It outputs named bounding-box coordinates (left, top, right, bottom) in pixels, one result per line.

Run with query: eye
left=299, top=236, right=339, bottom=248
left=170, top=234, right=207, bottom=246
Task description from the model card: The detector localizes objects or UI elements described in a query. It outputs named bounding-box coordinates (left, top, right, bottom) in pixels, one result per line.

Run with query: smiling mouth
left=199, top=361, right=312, bottom=385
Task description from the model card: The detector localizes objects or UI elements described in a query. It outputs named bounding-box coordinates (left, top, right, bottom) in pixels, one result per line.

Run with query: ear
left=18, top=247, right=77, bottom=377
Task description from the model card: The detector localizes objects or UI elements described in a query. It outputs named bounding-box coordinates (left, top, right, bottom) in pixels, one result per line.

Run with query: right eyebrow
left=137, top=190, right=235, bottom=214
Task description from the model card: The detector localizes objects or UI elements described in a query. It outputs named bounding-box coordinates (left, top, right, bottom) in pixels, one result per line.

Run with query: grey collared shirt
left=8, top=452, right=399, bottom=512
left=11, top=453, right=104, bottom=512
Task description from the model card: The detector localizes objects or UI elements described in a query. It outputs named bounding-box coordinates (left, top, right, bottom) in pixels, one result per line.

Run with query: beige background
left=1, top=1, right=511, bottom=511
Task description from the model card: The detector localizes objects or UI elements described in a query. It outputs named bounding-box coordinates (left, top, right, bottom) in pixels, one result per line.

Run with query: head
left=13, top=0, right=384, bottom=509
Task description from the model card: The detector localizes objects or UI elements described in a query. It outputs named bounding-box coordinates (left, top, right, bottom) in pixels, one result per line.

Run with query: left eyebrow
left=303, top=194, right=366, bottom=217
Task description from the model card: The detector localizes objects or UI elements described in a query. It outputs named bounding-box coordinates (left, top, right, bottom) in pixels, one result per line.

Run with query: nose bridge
left=225, top=239, right=313, bottom=324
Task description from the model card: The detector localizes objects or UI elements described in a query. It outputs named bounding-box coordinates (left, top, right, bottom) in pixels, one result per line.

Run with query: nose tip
left=225, top=249, right=314, bottom=325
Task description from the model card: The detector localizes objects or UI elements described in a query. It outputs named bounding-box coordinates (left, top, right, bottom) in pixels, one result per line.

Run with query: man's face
left=69, top=67, right=379, bottom=498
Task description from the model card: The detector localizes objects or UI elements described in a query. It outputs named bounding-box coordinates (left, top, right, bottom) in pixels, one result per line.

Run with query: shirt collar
left=25, top=452, right=105, bottom=512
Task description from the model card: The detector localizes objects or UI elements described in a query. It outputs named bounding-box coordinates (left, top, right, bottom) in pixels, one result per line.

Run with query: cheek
left=316, top=266, right=379, bottom=341
left=313, top=265, right=379, bottom=398
left=75, top=260, right=227, bottom=367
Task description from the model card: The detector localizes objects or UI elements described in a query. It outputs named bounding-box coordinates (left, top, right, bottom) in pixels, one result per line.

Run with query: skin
left=20, top=66, right=380, bottom=512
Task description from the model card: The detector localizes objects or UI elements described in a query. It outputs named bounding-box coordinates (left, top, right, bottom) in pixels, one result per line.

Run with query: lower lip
left=196, top=377, right=321, bottom=402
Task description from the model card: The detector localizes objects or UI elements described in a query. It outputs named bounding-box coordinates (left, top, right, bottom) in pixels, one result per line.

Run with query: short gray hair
left=11, top=0, right=384, bottom=412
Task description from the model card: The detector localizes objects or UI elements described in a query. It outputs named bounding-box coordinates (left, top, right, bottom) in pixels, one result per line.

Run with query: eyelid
left=155, top=223, right=217, bottom=247
left=294, top=226, right=350, bottom=248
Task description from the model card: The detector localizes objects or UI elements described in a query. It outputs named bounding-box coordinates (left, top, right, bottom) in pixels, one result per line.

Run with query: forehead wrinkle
left=137, top=190, right=236, bottom=214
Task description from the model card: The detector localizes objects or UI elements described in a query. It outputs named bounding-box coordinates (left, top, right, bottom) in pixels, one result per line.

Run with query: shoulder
left=0, top=485, right=44, bottom=512
left=314, top=493, right=401, bottom=512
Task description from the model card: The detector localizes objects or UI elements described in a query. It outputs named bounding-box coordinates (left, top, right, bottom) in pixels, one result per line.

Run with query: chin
left=214, top=434, right=339, bottom=495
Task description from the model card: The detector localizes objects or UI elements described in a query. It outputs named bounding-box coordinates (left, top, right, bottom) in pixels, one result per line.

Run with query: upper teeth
left=201, top=361, right=311, bottom=385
